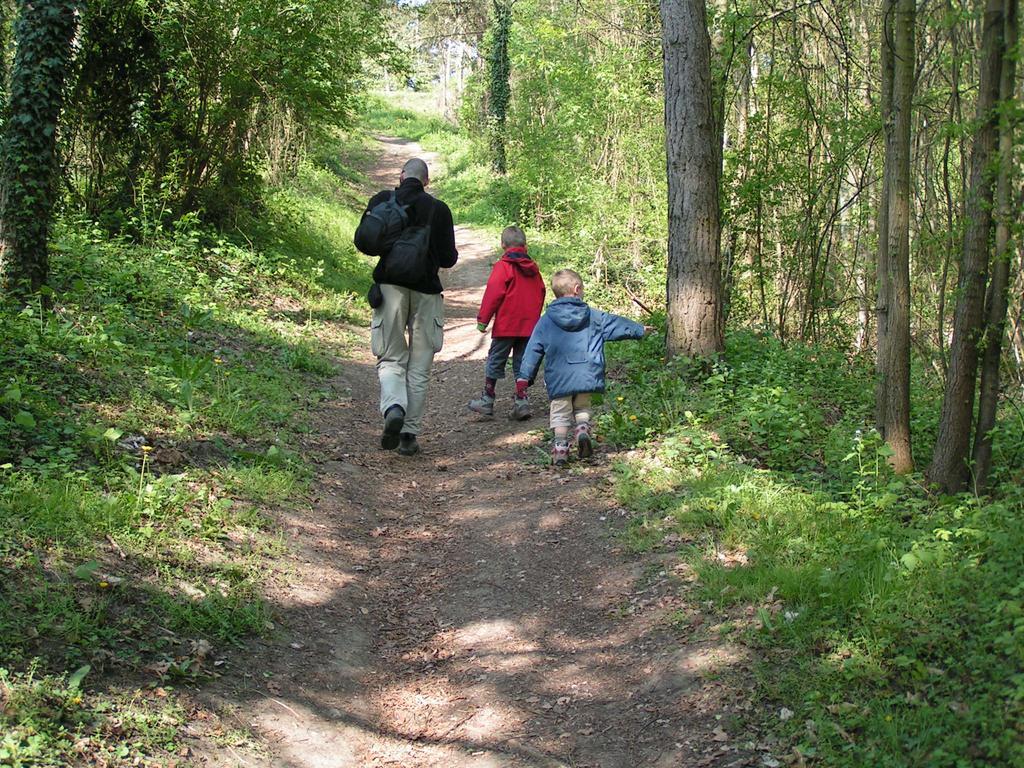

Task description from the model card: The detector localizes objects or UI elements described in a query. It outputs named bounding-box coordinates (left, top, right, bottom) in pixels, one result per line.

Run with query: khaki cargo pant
left=371, top=284, right=445, bottom=435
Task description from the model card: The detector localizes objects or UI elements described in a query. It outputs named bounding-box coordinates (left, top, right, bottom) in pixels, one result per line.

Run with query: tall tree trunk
left=661, top=0, right=724, bottom=358
left=938, top=0, right=965, bottom=376
left=0, top=0, right=80, bottom=298
left=971, top=0, right=1018, bottom=493
left=928, top=0, right=1006, bottom=493
left=0, top=0, right=11, bottom=111
left=875, top=0, right=895, bottom=433
left=881, top=0, right=915, bottom=473
left=487, top=0, right=512, bottom=174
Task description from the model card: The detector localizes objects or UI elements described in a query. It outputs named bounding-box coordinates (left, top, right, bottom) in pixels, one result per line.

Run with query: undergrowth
left=0, top=131, right=373, bottom=765
left=604, top=330, right=1024, bottom=767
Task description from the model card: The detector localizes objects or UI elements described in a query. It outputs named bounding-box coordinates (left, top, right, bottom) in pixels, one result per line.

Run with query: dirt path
left=194, top=137, right=755, bottom=768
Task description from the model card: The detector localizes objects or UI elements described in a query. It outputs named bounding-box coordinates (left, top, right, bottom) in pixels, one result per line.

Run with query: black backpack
left=353, top=192, right=409, bottom=257
left=380, top=204, right=436, bottom=286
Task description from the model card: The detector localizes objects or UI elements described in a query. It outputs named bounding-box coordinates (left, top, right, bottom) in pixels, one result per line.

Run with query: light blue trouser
left=370, top=284, right=444, bottom=435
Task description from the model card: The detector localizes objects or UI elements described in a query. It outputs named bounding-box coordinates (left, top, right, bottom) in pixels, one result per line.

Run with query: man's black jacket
left=364, top=178, right=458, bottom=294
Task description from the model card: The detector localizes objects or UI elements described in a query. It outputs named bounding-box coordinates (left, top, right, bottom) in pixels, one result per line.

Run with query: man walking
left=361, top=158, right=458, bottom=456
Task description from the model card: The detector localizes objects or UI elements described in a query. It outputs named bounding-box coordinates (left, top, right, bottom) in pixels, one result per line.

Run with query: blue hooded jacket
left=519, top=297, right=644, bottom=399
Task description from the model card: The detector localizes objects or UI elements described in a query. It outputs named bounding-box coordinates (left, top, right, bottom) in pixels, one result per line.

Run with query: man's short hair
left=402, top=158, right=429, bottom=183
left=551, top=269, right=583, bottom=298
left=501, top=226, right=527, bottom=249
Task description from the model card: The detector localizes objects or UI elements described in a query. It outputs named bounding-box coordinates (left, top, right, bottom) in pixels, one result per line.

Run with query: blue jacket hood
left=547, top=297, right=590, bottom=332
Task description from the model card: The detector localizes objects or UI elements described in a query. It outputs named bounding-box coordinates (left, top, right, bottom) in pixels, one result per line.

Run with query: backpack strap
left=390, top=190, right=410, bottom=219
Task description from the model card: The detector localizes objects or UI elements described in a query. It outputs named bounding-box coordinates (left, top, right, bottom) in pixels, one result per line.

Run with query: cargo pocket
left=370, top=315, right=385, bottom=357
left=430, top=316, right=444, bottom=353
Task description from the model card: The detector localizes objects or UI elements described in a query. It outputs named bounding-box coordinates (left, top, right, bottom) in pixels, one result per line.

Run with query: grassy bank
left=601, top=332, right=1024, bottom=767
left=0, top=133, right=373, bottom=765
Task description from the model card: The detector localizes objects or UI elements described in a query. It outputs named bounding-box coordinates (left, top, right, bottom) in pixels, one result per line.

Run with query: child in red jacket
left=468, top=226, right=546, bottom=420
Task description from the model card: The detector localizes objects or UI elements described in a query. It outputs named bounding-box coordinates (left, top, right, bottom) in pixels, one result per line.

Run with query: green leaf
left=73, top=560, right=100, bottom=580
left=14, top=410, right=36, bottom=429
left=67, top=664, right=91, bottom=691
left=2, top=387, right=21, bottom=403
left=900, top=551, right=919, bottom=571
left=102, top=427, right=123, bottom=442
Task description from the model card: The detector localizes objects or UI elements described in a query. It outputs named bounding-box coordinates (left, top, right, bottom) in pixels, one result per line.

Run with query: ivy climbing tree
left=487, top=0, right=512, bottom=174
left=0, top=0, right=12, bottom=113
left=0, top=0, right=81, bottom=298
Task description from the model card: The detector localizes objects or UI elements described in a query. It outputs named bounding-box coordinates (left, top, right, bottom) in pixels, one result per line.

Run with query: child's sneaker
left=575, top=422, right=593, bottom=459
left=467, top=392, right=495, bottom=416
left=551, top=439, right=570, bottom=466
left=509, top=396, right=532, bottom=421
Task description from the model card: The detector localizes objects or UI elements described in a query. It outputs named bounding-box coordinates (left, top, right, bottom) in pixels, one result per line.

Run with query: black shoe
left=381, top=405, right=405, bottom=450
left=397, top=432, right=420, bottom=456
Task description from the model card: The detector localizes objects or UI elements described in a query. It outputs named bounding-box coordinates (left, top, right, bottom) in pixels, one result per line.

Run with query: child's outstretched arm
left=476, top=262, right=510, bottom=331
left=600, top=311, right=646, bottom=342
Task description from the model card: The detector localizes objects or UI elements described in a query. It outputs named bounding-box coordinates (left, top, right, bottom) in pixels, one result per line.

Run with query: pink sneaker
left=551, top=439, right=570, bottom=466
left=574, top=422, right=593, bottom=459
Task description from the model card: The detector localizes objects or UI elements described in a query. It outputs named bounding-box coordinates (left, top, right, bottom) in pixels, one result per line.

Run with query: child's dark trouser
left=485, top=336, right=529, bottom=381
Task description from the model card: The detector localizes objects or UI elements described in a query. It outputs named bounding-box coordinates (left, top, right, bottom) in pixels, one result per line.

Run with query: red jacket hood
left=501, top=247, right=540, bottom=277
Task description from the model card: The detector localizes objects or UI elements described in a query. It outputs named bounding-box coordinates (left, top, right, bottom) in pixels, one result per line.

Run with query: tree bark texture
left=660, top=0, right=724, bottom=358
left=972, top=0, right=1018, bottom=493
left=875, top=0, right=895, bottom=433
left=928, top=0, right=1006, bottom=493
left=880, top=0, right=915, bottom=473
left=0, top=0, right=80, bottom=297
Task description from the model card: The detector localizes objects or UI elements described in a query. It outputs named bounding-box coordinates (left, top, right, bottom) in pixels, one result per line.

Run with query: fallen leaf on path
left=712, top=727, right=729, bottom=742
left=371, top=526, right=389, bottom=537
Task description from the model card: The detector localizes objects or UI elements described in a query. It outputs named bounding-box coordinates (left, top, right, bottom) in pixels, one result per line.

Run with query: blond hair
left=501, top=226, right=527, bottom=249
left=551, top=268, right=583, bottom=298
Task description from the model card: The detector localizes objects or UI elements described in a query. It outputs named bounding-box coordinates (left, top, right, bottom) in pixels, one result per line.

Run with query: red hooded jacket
left=477, top=247, right=546, bottom=338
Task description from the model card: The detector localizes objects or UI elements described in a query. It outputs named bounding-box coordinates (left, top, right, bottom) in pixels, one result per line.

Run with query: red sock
left=484, top=378, right=496, bottom=397
left=515, top=379, right=528, bottom=398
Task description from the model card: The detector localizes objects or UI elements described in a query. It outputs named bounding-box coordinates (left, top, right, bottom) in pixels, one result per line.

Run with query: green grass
left=0, top=663, right=183, bottom=767
left=0, top=130, right=374, bottom=765
left=604, top=330, right=1024, bottom=767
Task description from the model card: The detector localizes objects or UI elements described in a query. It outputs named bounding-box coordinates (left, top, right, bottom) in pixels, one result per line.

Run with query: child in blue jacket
left=517, top=268, right=645, bottom=465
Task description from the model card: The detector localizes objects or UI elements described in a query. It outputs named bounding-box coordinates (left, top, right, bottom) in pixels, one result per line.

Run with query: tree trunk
left=0, top=0, right=11, bottom=110
left=875, top=0, right=895, bottom=433
left=661, top=0, right=724, bottom=358
left=928, top=0, right=1006, bottom=493
left=487, top=0, right=512, bottom=174
left=881, top=0, right=915, bottom=473
left=972, top=0, right=1018, bottom=493
left=0, top=0, right=80, bottom=298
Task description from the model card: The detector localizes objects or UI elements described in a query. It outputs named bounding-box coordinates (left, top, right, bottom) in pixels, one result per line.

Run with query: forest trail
left=195, top=137, right=753, bottom=768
